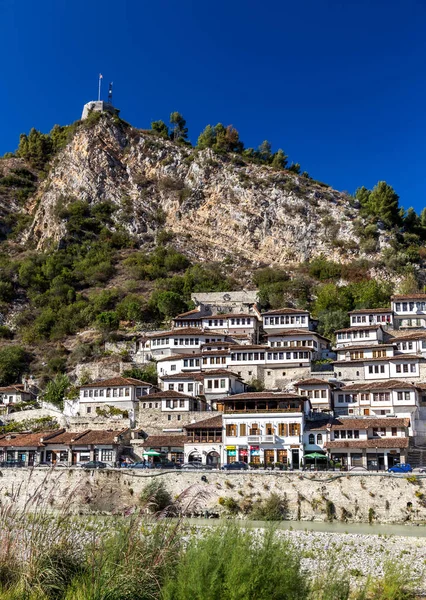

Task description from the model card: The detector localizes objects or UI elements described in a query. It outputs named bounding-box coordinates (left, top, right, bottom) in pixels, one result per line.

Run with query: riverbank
left=3, top=467, right=426, bottom=524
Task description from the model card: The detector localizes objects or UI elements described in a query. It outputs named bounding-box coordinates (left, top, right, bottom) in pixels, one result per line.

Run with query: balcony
left=247, top=435, right=276, bottom=444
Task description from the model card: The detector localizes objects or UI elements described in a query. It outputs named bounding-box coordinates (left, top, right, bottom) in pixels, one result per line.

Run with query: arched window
left=308, top=434, right=315, bottom=444
left=317, top=433, right=323, bottom=444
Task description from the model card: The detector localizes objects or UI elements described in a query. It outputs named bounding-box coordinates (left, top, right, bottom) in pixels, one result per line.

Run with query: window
left=226, top=424, right=237, bottom=436
left=411, top=364, right=416, bottom=373
left=220, top=379, right=226, bottom=388
left=188, top=383, right=194, bottom=392
left=168, top=415, right=172, bottom=421
left=168, top=384, right=174, bottom=391
left=308, top=434, right=315, bottom=444
left=101, top=450, right=113, bottom=462
left=278, top=423, right=287, bottom=436
left=334, top=431, right=339, bottom=439
left=396, top=365, right=401, bottom=373
left=177, top=415, right=181, bottom=421
left=86, top=406, right=91, bottom=414
left=171, top=365, right=176, bottom=371
left=113, top=388, right=118, bottom=397
left=179, top=400, right=185, bottom=407
left=240, top=423, right=246, bottom=436
left=289, top=423, right=300, bottom=436
left=178, top=384, right=184, bottom=392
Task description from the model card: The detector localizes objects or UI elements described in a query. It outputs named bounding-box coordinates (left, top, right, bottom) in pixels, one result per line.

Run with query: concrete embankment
left=2, top=468, right=426, bottom=524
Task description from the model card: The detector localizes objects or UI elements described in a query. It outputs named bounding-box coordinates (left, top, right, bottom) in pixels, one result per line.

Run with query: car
left=154, top=461, right=181, bottom=470
left=128, top=462, right=150, bottom=469
left=0, top=460, right=25, bottom=468
left=388, top=463, right=412, bottom=473
left=181, top=462, right=215, bottom=470
left=221, top=461, right=248, bottom=471
left=81, top=461, right=107, bottom=469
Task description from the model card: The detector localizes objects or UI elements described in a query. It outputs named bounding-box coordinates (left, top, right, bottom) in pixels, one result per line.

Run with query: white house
left=160, top=370, right=245, bottom=408
left=349, top=308, right=393, bottom=328
left=262, top=308, right=313, bottom=331
left=221, top=391, right=311, bottom=468
left=322, top=416, right=410, bottom=470
left=147, top=328, right=227, bottom=358
left=333, top=380, right=419, bottom=427
left=335, top=325, right=384, bottom=348
left=294, top=378, right=338, bottom=412
left=0, top=384, right=35, bottom=406
left=77, top=377, right=155, bottom=416
left=391, top=294, right=426, bottom=329
left=184, top=414, right=223, bottom=466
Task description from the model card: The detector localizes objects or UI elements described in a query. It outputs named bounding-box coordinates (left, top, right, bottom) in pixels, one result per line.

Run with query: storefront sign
left=250, top=450, right=260, bottom=457
left=227, top=450, right=237, bottom=456
left=249, top=446, right=259, bottom=450
left=239, top=449, right=248, bottom=457
left=226, top=446, right=236, bottom=450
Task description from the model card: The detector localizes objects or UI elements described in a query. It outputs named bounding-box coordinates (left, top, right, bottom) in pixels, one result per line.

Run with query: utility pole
left=98, top=73, right=103, bottom=101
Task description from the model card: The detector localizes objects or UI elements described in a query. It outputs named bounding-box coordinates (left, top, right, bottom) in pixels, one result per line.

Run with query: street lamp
left=375, top=446, right=378, bottom=472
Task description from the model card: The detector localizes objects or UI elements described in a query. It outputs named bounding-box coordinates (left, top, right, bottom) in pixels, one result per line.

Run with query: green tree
left=288, top=162, right=301, bottom=174
left=0, top=346, right=30, bottom=385
left=151, top=120, right=169, bottom=139
left=271, top=149, right=288, bottom=170
left=42, top=373, right=71, bottom=409
left=355, top=186, right=371, bottom=209
left=404, top=207, right=420, bottom=231
left=197, top=125, right=216, bottom=149
left=257, top=140, right=272, bottom=162
left=214, top=124, right=244, bottom=153
left=122, top=364, right=158, bottom=386
left=170, top=112, right=188, bottom=142
left=96, top=311, right=119, bottom=332
left=317, top=309, right=349, bottom=339
left=152, top=291, right=186, bottom=318
left=367, top=181, right=401, bottom=228
left=421, top=207, right=426, bottom=228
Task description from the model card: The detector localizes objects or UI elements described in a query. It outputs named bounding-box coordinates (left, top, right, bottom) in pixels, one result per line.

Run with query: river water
left=186, top=517, right=426, bottom=538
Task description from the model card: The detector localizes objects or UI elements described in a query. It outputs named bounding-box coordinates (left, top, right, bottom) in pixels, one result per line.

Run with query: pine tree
left=169, top=112, right=188, bottom=142
left=151, top=120, right=169, bottom=139
left=257, top=140, right=272, bottom=162
left=271, top=149, right=288, bottom=170
left=368, top=181, right=401, bottom=228
left=404, top=207, right=420, bottom=231
left=197, top=125, right=216, bottom=149
left=355, top=186, right=371, bottom=208
left=288, top=162, right=301, bottom=174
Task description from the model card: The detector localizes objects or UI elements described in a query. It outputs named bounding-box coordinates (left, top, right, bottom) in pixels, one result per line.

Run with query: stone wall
left=75, top=359, right=131, bottom=382
left=2, top=468, right=426, bottom=524
left=136, top=408, right=214, bottom=434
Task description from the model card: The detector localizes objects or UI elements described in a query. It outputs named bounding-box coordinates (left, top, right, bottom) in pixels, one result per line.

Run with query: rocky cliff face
left=23, top=115, right=385, bottom=267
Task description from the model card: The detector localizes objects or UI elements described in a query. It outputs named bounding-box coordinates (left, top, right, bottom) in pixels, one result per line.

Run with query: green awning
left=143, top=450, right=162, bottom=457
left=304, top=452, right=328, bottom=459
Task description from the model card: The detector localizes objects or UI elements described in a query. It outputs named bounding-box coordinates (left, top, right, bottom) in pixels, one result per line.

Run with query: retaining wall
left=1, top=468, right=426, bottom=524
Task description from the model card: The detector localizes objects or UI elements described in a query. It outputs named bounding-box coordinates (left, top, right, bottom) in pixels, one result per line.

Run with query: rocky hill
left=15, top=114, right=385, bottom=268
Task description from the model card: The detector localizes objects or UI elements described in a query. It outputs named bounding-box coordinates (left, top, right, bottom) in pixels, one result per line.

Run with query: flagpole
left=98, top=74, right=102, bottom=101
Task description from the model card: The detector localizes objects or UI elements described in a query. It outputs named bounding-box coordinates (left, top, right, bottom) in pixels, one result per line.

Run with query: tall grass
left=0, top=480, right=418, bottom=599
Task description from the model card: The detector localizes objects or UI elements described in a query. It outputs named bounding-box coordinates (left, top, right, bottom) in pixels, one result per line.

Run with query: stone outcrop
left=23, top=115, right=388, bottom=269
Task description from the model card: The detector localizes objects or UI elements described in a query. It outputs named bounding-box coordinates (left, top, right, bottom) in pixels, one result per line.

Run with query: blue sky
left=2, top=0, right=426, bottom=212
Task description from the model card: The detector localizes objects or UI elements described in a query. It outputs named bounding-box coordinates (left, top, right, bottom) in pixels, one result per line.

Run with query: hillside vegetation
left=0, top=110, right=424, bottom=385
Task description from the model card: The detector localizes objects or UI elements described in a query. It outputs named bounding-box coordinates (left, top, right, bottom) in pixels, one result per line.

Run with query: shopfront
left=238, top=447, right=248, bottom=463
left=226, top=446, right=237, bottom=463
left=249, top=446, right=260, bottom=464
left=264, top=449, right=274, bottom=465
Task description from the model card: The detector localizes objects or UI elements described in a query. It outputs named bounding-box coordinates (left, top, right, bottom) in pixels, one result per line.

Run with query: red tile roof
left=262, top=308, right=309, bottom=316
left=80, top=377, right=152, bottom=389
left=222, top=391, right=303, bottom=401
left=335, top=325, right=383, bottom=333
left=391, top=294, right=426, bottom=300
left=142, top=435, right=186, bottom=448
left=341, top=380, right=418, bottom=391
left=334, top=354, right=422, bottom=365
left=312, top=417, right=410, bottom=430
left=184, top=415, right=223, bottom=429
left=174, top=308, right=202, bottom=318
left=139, top=390, right=195, bottom=400
left=266, top=330, right=330, bottom=341
left=294, top=378, right=334, bottom=387
left=325, top=438, right=409, bottom=449
left=348, top=308, right=393, bottom=314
